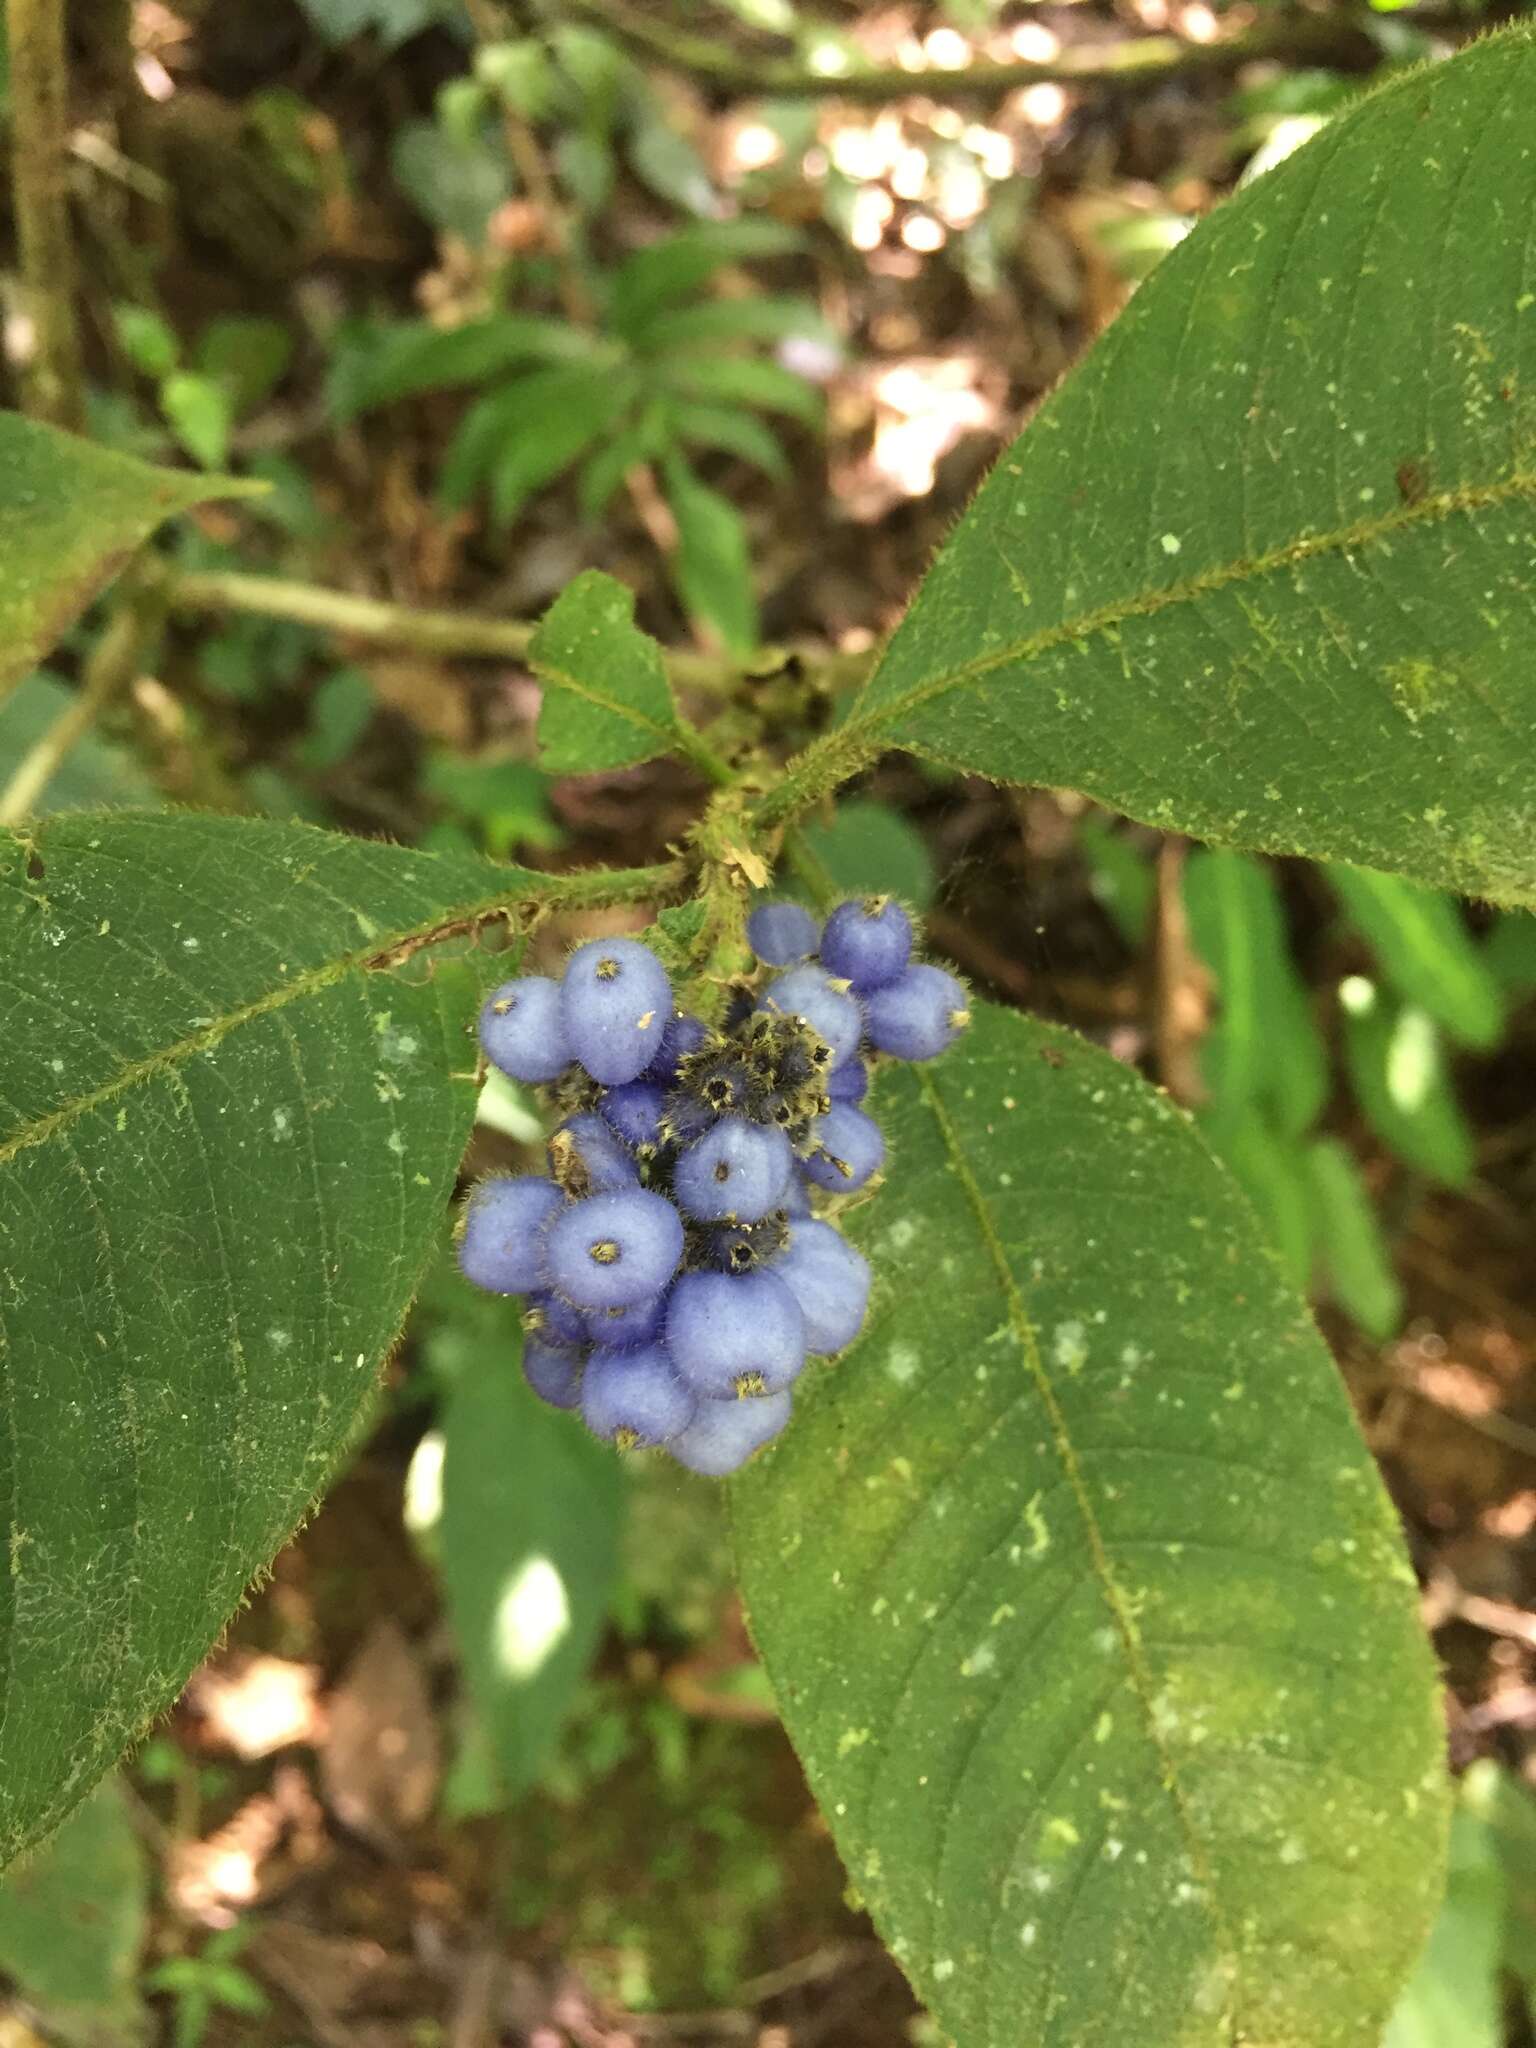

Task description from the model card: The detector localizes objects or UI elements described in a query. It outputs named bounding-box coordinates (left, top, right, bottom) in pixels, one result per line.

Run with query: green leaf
left=634, top=295, right=839, bottom=359
left=799, top=798, right=937, bottom=910
left=1183, top=849, right=1329, bottom=1139
left=608, top=219, right=803, bottom=336
left=0, top=412, right=248, bottom=708
left=438, top=1300, right=623, bottom=1801
left=662, top=454, right=759, bottom=656
left=160, top=371, right=234, bottom=471
left=391, top=117, right=511, bottom=241
left=1385, top=1804, right=1506, bottom=2048
left=1485, top=910, right=1536, bottom=998
left=732, top=1001, right=1445, bottom=2048
left=328, top=315, right=600, bottom=422
left=659, top=350, right=823, bottom=428
left=833, top=32, right=1536, bottom=906
left=295, top=0, right=463, bottom=46
left=1339, top=979, right=1476, bottom=1186
left=113, top=304, right=180, bottom=380
left=1305, top=1135, right=1404, bottom=1337
left=0, top=1775, right=146, bottom=2027
left=1199, top=1109, right=1314, bottom=1286
left=0, top=673, right=159, bottom=811
left=1075, top=814, right=1153, bottom=948
left=666, top=400, right=790, bottom=482
left=0, top=811, right=580, bottom=1866
left=529, top=569, right=684, bottom=775
left=1329, top=864, right=1504, bottom=1050
left=440, top=367, right=637, bottom=523
left=194, top=316, right=293, bottom=417
left=626, top=112, right=715, bottom=217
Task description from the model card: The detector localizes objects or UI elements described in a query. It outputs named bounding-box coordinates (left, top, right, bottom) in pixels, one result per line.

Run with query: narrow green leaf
left=658, top=351, right=823, bottom=428
left=1330, top=865, right=1504, bottom=1050
left=438, top=1303, right=622, bottom=1801
left=328, top=315, right=601, bottom=421
left=666, top=400, right=790, bottom=482
left=1339, top=980, right=1476, bottom=1186
left=487, top=369, right=639, bottom=528
left=733, top=1002, right=1445, bottom=2048
left=0, top=412, right=251, bottom=705
left=0, top=1775, right=146, bottom=2026
left=1305, top=1135, right=1405, bottom=1337
left=1385, top=1805, right=1506, bottom=2048
left=0, top=811, right=576, bottom=1866
left=833, top=33, right=1536, bottom=906
left=529, top=569, right=684, bottom=774
left=160, top=371, right=234, bottom=471
left=1199, top=1109, right=1314, bottom=1286
left=662, top=455, right=759, bottom=656
left=608, top=219, right=803, bottom=336
left=1075, top=814, right=1153, bottom=948
left=634, top=295, right=838, bottom=358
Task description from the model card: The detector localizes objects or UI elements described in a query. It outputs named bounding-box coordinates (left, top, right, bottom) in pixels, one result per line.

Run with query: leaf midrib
left=531, top=650, right=678, bottom=745
left=915, top=1055, right=1242, bottom=2041
left=845, top=464, right=1536, bottom=746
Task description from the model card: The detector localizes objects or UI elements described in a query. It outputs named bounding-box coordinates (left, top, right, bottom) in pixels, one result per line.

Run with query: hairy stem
left=8, top=0, right=86, bottom=431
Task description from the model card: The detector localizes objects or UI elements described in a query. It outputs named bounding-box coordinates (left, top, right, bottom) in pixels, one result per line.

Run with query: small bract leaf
left=530, top=568, right=684, bottom=774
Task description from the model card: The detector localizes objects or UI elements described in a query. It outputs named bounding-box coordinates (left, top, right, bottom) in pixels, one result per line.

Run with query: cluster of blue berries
left=457, top=895, right=969, bottom=1474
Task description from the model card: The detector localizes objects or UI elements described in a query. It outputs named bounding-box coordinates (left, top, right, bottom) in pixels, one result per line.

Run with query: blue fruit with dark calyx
left=819, top=897, right=913, bottom=993
left=781, top=1173, right=812, bottom=1219
left=546, top=1188, right=684, bottom=1309
left=548, top=1112, right=639, bottom=1195
left=645, top=1012, right=709, bottom=1081
left=802, top=1103, right=885, bottom=1193
left=456, top=1175, right=562, bottom=1294
left=827, top=1056, right=869, bottom=1105
left=666, top=1269, right=806, bottom=1398
left=527, top=1290, right=587, bottom=1346
left=772, top=1219, right=871, bottom=1354
left=524, top=1336, right=585, bottom=1410
left=864, top=963, right=971, bottom=1060
left=561, top=936, right=674, bottom=1084
left=478, top=975, right=571, bottom=1084
left=600, top=1078, right=668, bottom=1150
left=584, top=1291, right=668, bottom=1348
left=674, top=1117, right=793, bottom=1224
left=758, top=964, right=862, bottom=1070
left=747, top=900, right=819, bottom=967
left=581, top=1344, right=696, bottom=1447
left=670, top=1390, right=793, bottom=1475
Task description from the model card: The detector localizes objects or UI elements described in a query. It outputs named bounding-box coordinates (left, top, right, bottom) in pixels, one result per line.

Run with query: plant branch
left=563, top=0, right=1371, bottom=101
left=8, top=0, right=86, bottom=431
left=0, top=586, right=158, bottom=824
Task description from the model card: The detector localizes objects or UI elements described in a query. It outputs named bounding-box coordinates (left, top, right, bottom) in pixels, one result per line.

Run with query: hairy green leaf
left=833, top=33, right=1536, bottom=905
left=0, top=812, right=596, bottom=1865
left=530, top=569, right=685, bottom=774
left=0, top=412, right=249, bottom=708
left=733, top=1002, right=1444, bottom=2048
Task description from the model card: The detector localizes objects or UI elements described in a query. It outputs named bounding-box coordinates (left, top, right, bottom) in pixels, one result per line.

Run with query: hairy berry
left=457, top=1175, right=562, bottom=1295
left=758, top=964, right=862, bottom=1071
left=772, top=1219, right=871, bottom=1354
left=524, top=1335, right=585, bottom=1410
left=561, top=937, right=673, bottom=1084
left=674, top=1117, right=793, bottom=1224
left=802, top=1103, right=885, bottom=1193
left=819, top=896, right=913, bottom=993
left=580, top=1344, right=695, bottom=1447
left=548, top=1112, right=639, bottom=1197
left=644, top=1011, right=709, bottom=1081
left=525, top=1290, right=587, bottom=1347
left=864, top=963, right=971, bottom=1061
left=584, top=1291, right=668, bottom=1348
left=827, top=1055, right=869, bottom=1105
left=546, top=1188, right=684, bottom=1310
left=666, top=1269, right=806, bottom=1399
left=669, top=1389, right=793, bottom=1475
left=600, top=1078, right=668, bottom=1150
left=478, top=975, right=571, bottom=1085
left=747, top=900, right=819, bottom=967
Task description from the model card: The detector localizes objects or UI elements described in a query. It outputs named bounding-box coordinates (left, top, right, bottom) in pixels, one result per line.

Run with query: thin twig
left=0, top=587, right=158, bottom=823
left=8, top=0, right=86, bottom=430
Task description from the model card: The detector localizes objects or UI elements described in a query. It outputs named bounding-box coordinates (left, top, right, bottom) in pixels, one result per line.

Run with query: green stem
left=0, top=580, right=158, bottom=823
left=752, top=721, right=881, bottom=834
left=8, top=0, right=86, bottom=432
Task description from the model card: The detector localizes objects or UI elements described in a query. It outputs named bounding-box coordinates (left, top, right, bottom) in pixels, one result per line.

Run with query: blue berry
left=674, top=1117, right=793, bottom=1224
left=457, top=1175, right=562, bottom=1294
left=802, top=1103, right=885, bottom=1193
left=478, top=976, right=571, bottom=1084
left=666, top=1270, right=806, bottom=1398
left=819, top=896, right=913, bottom=992
left=548, top=1112, right=639, bottom=1194
left=527, top=1290, right=587, bottom=1346
left=827, top=1055, right=869, bottom=1105
left=669, top=1389, right=792, bottom=1475
left=747, top=900, right=819, bottom=967
left=772, top=1219, right=871, bottom=1354
left=524, top=1336, right=585, bottom=1410
left=546, top=1188, right=684, bottom=1309
left=758, top=964, right=862, bottom=1071
left=600, top=1078, right=668, bottom=1150
left=781, top=1172, right=812, bottom=1219
left=864, top=963, right=970, bottom=1060
left=561, top=937, right=673, bottom=1085
left=581, top=1343, right=696, bottom=1447
left=584, top=1291, right=667, bottom=1348
left=645, top=1011, right=710, bottom=1081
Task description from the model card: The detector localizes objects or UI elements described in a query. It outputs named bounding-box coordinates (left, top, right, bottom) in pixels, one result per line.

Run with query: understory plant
left=4, top=27, right=1536, bottom=2048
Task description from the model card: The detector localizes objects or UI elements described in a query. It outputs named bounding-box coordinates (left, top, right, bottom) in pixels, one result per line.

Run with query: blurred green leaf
left=422, top=750, right=562, bottom=856
left=1384, top=1805, right=1505, bottom=2048
left=666, top=400, right=789, bottom=482
left=1483, top=910, right=1536, bottom=998
left=476, top=38, right=556, bottom=119
left=194, top=316, right=293, bottom=417
left=1305, top=1136, right=1404, bottom=1338
left=1339, top=979, right=1475, bottom=1186
left=437, top=1300, right=623, bottom=1803
left=295, top=0, right=463, bottom=50
left=0, top=673, right=158, bottom=811
left=636, top=295, right=838, bottom=359
left=440, top=366, right=638, bottom=522
left=555, top=127, right=616, bottom=214
left=663, top=454, right=759, bottom=656
left=1330, top=865, right=1504, bottom=1050
left=660, top=349, right=823, bottom=428
left=113, top=303, right=179, bottom=380
left=530, top=568, right=687, bottom=775
left=391, top=118, right=511, bottom=241
left=1200, top=1110, right=1314, bottom=1285
left=328, top=316, right=601, bottom=420
left=159, top=371, right=233, bottom=471
left=627, top=112, right=715, bottom=216
left=293, top=665, right=375, bottom=772
left=800, top=798, right=937, bottom=909
left=0, top=1776, right=146, bottom=2030
left=609, top=219, right=803, bottom=335
left=1076, top=813, right=1153, bottom=947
